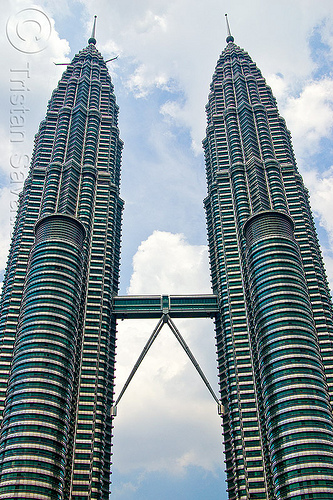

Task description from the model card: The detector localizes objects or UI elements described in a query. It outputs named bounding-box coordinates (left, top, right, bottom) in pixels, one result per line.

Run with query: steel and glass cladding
left=1, top=19, right=333, bottom=500
left=203, top=36, right=333, bottom=499
left=0, top=39, right=123, bottom=499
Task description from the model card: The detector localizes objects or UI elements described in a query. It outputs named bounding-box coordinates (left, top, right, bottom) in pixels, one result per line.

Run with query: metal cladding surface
left=0, top=215, right=85, bottom=497
left=0, top=40, right=123, bottom=499
left=203, top=38, right=333, bottom=499
left=0, top=18, right=333, bottom=500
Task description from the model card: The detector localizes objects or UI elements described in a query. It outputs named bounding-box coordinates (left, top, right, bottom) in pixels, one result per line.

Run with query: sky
left=1, top=1, right=333, bottom=499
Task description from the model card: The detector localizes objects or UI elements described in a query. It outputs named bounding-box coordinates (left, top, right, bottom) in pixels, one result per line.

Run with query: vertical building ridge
left=204, top=38, right=333, bottom=499
left=0, top=39, right=123, bottom=500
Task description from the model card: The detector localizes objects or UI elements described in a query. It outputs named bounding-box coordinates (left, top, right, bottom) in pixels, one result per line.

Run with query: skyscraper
left=203, top=20, right=333, bottom=500
left=1, top=13, right=333, bottom=500
left=0, top=23, right=123, bottom=499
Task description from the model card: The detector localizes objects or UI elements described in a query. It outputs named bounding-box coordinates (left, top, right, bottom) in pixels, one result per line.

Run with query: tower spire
left=225, top=13, right=234, bottom=43
left=88, top=15, right=97, bottom=45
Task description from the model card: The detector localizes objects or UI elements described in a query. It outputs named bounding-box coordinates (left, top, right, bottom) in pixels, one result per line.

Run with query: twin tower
left=0, top=20, right=333, bottom=500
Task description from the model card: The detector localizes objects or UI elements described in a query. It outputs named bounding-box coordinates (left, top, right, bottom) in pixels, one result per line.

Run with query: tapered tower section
left=0, top=33, right=123, bottom=500
left=204, top=26, right=333, bottom=500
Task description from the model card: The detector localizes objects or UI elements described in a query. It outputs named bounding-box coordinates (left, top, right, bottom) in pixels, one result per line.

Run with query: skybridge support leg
left=112, top=314, right=222, bottom=415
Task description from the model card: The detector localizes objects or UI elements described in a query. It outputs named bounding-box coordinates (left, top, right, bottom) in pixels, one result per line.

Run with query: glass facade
left=203, top=35, right=333, bottom=499
left=0, top=39, right=123, bottom=499
left=113, top=294, right=219, bottom=318
left=0, top=21, right=333, bottom=500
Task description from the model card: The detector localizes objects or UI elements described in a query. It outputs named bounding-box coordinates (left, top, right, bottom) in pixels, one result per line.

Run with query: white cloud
left=78, top=0, right=333, bottom=151
left=301, top=167, right=333, bottom=290
left=112, top=479, right=140, bottom=498
left=0, top=126, right=13, bottom=177
left=283, top=79, right=333, bottom=157
left=135, top=10, right=167, bottom=35
left=0, top=1, right=71, bottom=173
left=126, top=64, right=171, bottom=98
left=113, top=231, right=222, bottom=477
left=0, top=1, right=72, bottom=281
left=0, top=187, right=11, bottom=273
left=129, top=230, right=210, bottom=294
left=321, top=252, right=333, bottom=291
left=266, top=73, right=288, bottom=103
left=319, top=16, right=333, bottom=59
left=303, top=167, right=333, bottom=241
left=1, top=2, right=333, bottom=497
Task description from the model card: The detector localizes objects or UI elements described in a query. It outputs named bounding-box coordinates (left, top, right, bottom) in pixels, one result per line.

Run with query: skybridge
left=111, top=294, right=222, bottom=416
left=113, top=294, right=219, bottom=319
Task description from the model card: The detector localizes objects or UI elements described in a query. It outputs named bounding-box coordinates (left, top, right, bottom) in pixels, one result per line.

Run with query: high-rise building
left=203, top=21, right=333, bottom=500
left=1, top=14, right=333, bottom=500
left=0, top=24, right=123, bottom=499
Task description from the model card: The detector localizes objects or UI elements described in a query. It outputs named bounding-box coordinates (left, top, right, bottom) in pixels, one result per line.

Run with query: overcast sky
left=1, top=1, right=333, bottom=499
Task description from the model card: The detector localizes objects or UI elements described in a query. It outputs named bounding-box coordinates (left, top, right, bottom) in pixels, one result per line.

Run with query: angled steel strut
left=112, top=315, right=166, bottom=411
left=111, top=314, right=223, bottom=416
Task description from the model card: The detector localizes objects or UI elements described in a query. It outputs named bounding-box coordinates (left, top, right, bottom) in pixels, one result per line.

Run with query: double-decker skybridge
left=111, top=294, right=223, bottom=415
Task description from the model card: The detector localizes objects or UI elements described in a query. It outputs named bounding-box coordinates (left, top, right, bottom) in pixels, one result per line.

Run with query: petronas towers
left=0, top=18, right=333, bottom=500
